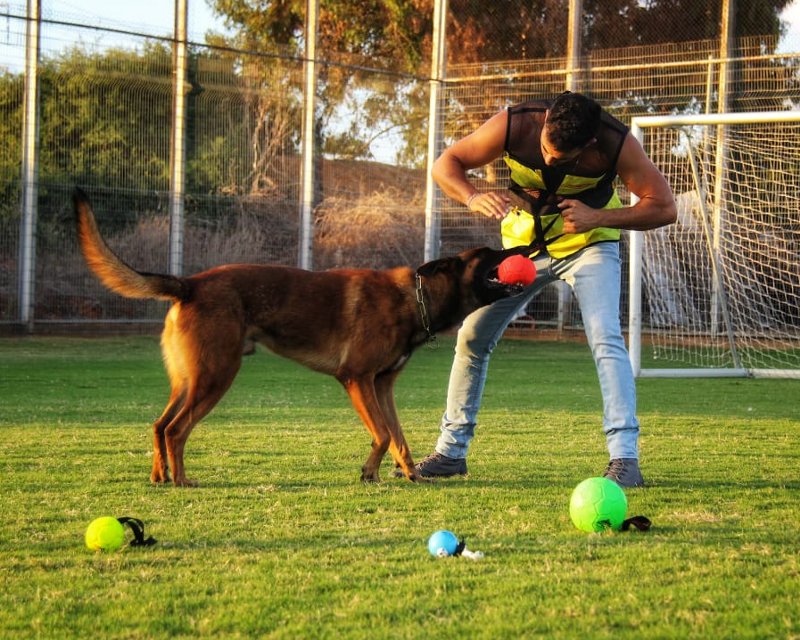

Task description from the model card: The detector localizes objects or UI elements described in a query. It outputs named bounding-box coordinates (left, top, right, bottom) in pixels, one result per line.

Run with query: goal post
left=629, top=111, right=800, bottom=379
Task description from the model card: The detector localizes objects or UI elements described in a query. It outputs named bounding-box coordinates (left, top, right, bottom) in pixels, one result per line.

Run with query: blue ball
left=428, top=530, right=459, bottom=557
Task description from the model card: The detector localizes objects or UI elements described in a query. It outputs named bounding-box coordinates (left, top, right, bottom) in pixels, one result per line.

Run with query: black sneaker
left=603, top=458, right=645, bottom=488
left=393, top=452, right=468, bottom=478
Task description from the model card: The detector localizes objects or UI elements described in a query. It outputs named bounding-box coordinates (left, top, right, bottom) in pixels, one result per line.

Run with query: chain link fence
left=0, top=1, right=798, bottom=332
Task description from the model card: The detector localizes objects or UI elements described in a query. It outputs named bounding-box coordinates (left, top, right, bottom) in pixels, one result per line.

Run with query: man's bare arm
left=432, top=110, right=511, bottom=220
left=558, top=134, right=677, bottom=233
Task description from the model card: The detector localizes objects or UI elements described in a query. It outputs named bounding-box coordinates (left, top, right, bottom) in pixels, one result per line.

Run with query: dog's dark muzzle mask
left=474, top=246, right=538, bottom=303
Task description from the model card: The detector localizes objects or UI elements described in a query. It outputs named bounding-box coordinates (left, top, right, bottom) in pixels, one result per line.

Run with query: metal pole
left=628, top=111, right=800, bottom=127
left=711, top=0, right=735, bottom=335
left=703, top=54, right=713, bottom=150
left=565, top=0, right=582, bottom=91
left=18, top=0, right=40, bottom=330
left=423, top=0, right=448, bottom=262
left=169, top=0, right=188, bottom=276
left=704, top=54, right=714, bottom=116
left=559, top=0, right=583, bottom=332
left=627, top=122, right=643, bottom=377
left=298, top=0, right=319, bottom=270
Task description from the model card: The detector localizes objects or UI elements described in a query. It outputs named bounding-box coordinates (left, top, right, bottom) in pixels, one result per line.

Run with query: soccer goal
left=628, top=111, right=800, bottom=379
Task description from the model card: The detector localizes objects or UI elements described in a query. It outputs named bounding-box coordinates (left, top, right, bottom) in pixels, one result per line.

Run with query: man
left=411, top=91, right=676, bottom=487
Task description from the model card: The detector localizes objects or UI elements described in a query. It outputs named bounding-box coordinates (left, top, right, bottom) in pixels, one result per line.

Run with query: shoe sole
left=392, top=469, right=468, bottom=479
left=418, top=471, right=467, bottom=478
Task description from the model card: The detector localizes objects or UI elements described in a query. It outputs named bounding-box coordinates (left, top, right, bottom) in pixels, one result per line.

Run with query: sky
left=44, top=0, right=230, bottom=43
left=779, top=0, right=800, bottom=52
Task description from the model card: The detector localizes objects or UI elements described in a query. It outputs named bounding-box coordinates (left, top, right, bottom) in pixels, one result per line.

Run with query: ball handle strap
left=621, top=515, right=652, bottom=532
left=454, top=538, right=484, bottom=560
left=117, top=517, right=157, bottom=547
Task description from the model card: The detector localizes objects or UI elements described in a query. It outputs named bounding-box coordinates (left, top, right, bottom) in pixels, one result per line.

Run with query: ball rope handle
left=117, top=517, right=157, bottom=547
left=454, top=537, right=484, bottom=560
left=620, top=515, right=652, bottom=532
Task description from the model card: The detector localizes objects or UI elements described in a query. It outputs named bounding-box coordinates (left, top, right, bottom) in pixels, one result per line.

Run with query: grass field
left=1, top=335, right=798, bottom=639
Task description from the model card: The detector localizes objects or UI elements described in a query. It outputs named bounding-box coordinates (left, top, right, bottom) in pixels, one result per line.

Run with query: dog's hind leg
left=150, top=317, right=190, bottom=484
left=150, top=389, right=185, bottom=484
left=167, top=363, right=241, bottom=486
left=342, top=377, right=393, bottom=483
left=374, top=371, right=419, bottom=481
left=160, top=311, right=244, bottom=486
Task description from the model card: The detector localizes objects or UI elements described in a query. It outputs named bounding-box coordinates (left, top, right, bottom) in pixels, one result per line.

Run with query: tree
left=209, top=0, right=435, bottom=174
left=581, top=0, right=792, bottom=50
left=207, top=0, right=793, bottom=173
left=36, top=44, right=173, bottom=194
left=0, top=71, right=24, bottom=220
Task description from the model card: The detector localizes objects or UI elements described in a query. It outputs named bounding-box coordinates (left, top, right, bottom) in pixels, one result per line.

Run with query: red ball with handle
left=497, top=255, right=536, bottom=286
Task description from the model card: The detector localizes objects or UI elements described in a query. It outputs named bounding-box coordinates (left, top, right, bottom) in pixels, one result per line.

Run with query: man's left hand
left=557, top=199, right=600, bottom=234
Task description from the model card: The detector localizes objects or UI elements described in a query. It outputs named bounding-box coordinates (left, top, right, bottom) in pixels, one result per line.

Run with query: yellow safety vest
left=500, top=100, right=628, bottom=259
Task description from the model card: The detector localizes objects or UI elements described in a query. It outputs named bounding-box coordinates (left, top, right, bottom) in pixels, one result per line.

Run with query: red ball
left=497, top=255, right=536, bottom=286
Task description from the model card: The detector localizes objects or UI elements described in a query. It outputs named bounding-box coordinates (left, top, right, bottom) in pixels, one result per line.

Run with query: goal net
left=628, top=111, right=800, bottom=379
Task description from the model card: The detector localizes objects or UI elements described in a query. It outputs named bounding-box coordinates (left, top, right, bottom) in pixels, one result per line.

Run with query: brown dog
left=73, top=188, right=527, bottom=486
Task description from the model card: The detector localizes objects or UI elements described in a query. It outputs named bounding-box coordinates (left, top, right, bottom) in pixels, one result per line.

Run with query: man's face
left=540, top=112, right=596, bottom=168
left=540, top=124, right=584, bottom=167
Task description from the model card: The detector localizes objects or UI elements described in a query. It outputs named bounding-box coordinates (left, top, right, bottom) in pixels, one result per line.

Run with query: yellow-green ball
left=85, top=516, right=125, bottom=551
left=569, top=477, right=628, bottom=532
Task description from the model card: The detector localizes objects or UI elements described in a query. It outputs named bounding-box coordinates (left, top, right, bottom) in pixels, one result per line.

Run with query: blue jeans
left=434, top=241, right=640, bottom=461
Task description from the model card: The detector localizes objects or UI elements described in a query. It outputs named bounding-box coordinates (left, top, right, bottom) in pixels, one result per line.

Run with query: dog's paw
left=360, top=469, right=381, bottom=483
left=173, top=477, right=199, bottom=488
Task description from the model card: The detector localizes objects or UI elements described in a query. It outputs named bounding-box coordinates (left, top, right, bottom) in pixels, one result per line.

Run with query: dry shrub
left=47, top=196, right=298, bottom=320
left=314, top=187, right=425, bottom=270
left=119, top=215, right=171, bottom=268
left=182, top=197, right=298, bottom=273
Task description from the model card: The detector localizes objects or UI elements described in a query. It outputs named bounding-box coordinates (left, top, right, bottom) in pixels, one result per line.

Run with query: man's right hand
left=466, top=191, right=512, bottom=220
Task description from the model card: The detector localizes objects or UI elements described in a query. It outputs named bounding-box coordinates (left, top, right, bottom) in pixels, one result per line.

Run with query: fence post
left=18, top=0, right=40, bottom=331
left=168, top=0, right=188, bottom=276
left=298, top=0, right=319, bottom=270
left=424, top=0, right=448, bottom=262
left=627, top=121, right=643, bottom=377
left=557, top=0, right=584, bottom=333
left=565, top=0, right=582, bottom=92
left=710, top=0, right=734, bottom=335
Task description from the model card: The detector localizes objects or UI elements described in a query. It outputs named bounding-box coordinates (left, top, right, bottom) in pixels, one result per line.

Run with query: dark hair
left=545, top=91, right=602, bottom=151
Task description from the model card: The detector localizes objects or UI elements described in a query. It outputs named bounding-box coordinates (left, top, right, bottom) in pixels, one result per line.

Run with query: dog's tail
left=73, top=188, right=190, bottom=302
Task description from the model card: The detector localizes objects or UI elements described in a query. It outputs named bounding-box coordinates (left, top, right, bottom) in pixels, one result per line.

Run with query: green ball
left=85, top=516, right=125, bottom=551
left=569, top=477, right=628, bottom=532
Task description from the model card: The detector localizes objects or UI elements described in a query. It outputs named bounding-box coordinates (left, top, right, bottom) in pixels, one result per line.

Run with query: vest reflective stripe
left=501, top=190, right=623, bottom=259
left=505, top=155, right=608, bottom=197
left=505, top=155, right=548, bottom=189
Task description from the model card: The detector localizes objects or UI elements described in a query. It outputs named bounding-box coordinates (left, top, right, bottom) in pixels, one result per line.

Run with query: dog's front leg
left=342, top=377, right=392, bottom=482
left=374, top=371, right=421, bottom=482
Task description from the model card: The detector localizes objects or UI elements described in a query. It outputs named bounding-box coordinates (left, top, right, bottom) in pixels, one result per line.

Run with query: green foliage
left=582, top=0, right=792, bottom=49
left=1, top=0, right=792, bottom=199
left=37, top=43, right=173, bottom=191
left=209, top=1, right=436, bottom=169
left=0, top=71, right=23, bottom=219
left=0, top=336, right=798, bottom=638
left=212, top=0, right=430, bottom=71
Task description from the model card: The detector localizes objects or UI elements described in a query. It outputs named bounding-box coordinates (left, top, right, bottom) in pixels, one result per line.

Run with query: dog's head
left=416, top=246, right=534, bottom=322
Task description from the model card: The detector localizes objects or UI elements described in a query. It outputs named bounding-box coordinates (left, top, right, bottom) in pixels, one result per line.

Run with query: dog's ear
left=416, top=256, right=458, bottom=279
